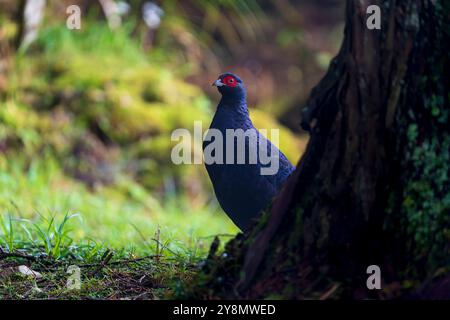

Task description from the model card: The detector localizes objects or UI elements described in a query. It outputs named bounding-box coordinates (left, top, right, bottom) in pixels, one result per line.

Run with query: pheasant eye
left=223, top=76, right=237, bottom=87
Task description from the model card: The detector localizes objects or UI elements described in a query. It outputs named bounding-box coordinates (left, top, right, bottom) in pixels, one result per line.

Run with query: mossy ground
left=0, top=250, right=197, bottom=299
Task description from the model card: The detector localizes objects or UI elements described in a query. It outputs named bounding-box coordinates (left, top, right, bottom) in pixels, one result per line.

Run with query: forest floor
left=0, top=242, right=205, bottom=299
left=0, top=159, right=238, bottom=300
left=0, top=256, right=194, bottom=300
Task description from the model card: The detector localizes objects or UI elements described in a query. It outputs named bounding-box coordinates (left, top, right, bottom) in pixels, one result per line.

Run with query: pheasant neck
left=219, top=97, right=248, bottom=114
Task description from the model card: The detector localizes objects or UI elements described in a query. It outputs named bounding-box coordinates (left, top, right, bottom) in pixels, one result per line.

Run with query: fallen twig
left=92, top=249, right=114, bottom=276
left=0, top=247, right=37, bottom=261
left=199, top=234, right=236, bottom=239
left=78, top=254, right=159, bottom=268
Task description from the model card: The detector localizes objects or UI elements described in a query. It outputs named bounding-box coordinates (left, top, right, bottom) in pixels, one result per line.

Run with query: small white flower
left=142, top=2, right=164, bottom=29
left=117, top=1, right=130, bottom=16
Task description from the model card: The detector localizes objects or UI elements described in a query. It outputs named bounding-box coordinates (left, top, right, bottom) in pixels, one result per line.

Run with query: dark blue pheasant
left=203, top=72, right=295, bottom=231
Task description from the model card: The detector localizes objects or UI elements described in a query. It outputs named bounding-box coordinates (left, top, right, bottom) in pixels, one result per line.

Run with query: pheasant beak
left=212, top=79, right=224, bottom=87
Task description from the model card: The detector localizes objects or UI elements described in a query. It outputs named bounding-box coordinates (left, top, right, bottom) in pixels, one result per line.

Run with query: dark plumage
left=203, top=72, right=295, bottom=231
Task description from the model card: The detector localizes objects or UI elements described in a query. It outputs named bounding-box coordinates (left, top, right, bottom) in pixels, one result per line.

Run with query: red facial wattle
left=222, top=75, right=238, bottom=87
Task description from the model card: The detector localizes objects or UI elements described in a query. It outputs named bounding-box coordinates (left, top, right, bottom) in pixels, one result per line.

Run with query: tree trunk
left=187, top=0, right=449, bottom=299
left=15, top=0, right=46, bottom=50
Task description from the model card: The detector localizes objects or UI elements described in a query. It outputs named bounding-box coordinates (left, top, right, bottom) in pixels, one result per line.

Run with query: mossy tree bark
left=188, top=0, right=449, bottom=299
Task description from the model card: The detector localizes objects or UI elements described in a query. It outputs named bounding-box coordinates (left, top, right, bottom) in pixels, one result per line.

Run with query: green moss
left=388, top=3, right=450, bottom=273
left=396, top=28, right=449, bottom=270
left=401, top=131, right=450, bottom=267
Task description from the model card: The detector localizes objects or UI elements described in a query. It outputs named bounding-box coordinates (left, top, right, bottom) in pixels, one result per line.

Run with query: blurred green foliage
left=0, top=4, right=308, bottom=253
